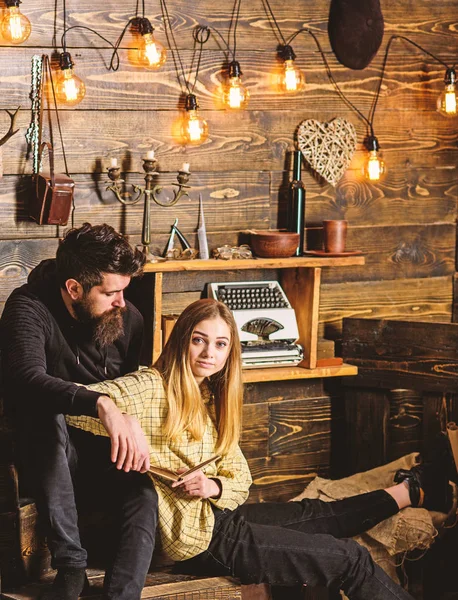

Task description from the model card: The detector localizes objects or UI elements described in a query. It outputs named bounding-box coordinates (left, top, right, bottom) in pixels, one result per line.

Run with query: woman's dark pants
left=177, top=490, right=414, bottom=600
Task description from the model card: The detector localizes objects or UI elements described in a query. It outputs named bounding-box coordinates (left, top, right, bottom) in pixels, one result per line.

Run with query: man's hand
left=171, top=469, right=221, bottom=499
left=96, top=395, right=149, bottom=472
left=122, top=414, right=150, bottom=473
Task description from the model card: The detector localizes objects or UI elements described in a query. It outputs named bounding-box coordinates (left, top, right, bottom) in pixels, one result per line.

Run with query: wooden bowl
left=250, top=231, right=300, bottom=258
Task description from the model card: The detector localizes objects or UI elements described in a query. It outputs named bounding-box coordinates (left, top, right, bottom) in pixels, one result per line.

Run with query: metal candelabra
left=107, top=157, right=191, bottom=255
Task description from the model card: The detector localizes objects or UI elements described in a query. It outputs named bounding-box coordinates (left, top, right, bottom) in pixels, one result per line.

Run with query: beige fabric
left=292, top=453, right=445, bottom=586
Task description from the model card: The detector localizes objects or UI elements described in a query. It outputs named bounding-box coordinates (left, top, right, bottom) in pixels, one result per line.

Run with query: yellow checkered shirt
left=66, top=368, right=252, bottom=561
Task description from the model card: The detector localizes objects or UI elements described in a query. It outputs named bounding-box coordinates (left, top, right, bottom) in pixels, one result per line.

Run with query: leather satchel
left=29, top=141, right=74, bottom=225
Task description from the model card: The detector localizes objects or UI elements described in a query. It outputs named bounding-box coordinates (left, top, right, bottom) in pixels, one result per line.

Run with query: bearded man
left=0, top=223, right=157, bottom=600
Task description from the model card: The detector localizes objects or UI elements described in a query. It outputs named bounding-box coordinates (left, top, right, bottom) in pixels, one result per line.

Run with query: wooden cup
left=323, top=220, right=347, bottom=253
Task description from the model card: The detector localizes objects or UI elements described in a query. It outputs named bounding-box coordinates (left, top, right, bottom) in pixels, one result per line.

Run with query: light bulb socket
left=185, top=93, right=198, bottom=111
left=59, top=52, right=74, bottom=71
left=139, top=17, right=154, bottom=36
left=444, top=67, right=456, bottom=85
left=5, top=0, right=22, bottom=7
left=279, top=45, right=296, bottom=61
left=228, top=60, right=242, bottom=78
left=366, top=135, right=380, bottom=151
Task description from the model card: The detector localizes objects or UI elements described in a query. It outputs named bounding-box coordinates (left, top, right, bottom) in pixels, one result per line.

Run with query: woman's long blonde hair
left=154, top=299, right=243, bottom=456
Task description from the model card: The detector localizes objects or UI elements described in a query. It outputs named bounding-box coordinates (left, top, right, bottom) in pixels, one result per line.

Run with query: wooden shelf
left=138, top=254, right=365, bottom=379
left=143, top=255, right=365, bottom=273
left=242, top=363, right=358, bottom=383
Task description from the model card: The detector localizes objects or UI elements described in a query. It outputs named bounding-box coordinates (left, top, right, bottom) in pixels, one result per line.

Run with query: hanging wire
left=189, top=26, right=210, bottom=94
left=261, top=0, right=455, bottom=140
left=287, top=29, right=456, bottom=138
left=205, top=25, right=234, bottom=61
left=110, top=19, right=138, bottom=71
left=368, top=34, right=455, bottom=133
left=42, top=54, right=75, bottom=226
left=228, top=0, right=242, bottom=60
left=61, top=26, right=121, bottom=71
left=42, top=55, right=70, bottom=176
left=62, top=0, right=67, bottom=51
left=160, top=0, right=209, bottom=95
left=135, top=0, right=146, bottom=19
left=287, top=28, right=373, bottom=134
left=261, top=0, right=287, bottom=46
left=107, top=0, right=149, bottom=72
left=159, top=0, right=190, bottom=92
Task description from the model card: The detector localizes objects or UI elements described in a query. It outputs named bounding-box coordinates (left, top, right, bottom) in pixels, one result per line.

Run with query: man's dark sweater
left=0, top=259, right=144, bottom=418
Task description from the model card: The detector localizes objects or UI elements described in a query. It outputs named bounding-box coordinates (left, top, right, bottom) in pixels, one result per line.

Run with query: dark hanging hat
left=328, top=0, right=384, bottom=70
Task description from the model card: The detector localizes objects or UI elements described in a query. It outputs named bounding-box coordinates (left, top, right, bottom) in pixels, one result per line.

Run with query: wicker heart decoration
left=297, top=118, right=357, bottom=186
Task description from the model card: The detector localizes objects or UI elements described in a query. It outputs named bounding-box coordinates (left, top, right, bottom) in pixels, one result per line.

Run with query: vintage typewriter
left=208, top=281, right=303, bottom=368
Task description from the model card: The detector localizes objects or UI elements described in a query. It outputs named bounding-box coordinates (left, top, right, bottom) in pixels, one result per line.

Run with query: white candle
left=146, top=150, right=155, bottom=160
left=110, top=157, right=118, bottom=168
left=181, top=162, right=190, bottom=173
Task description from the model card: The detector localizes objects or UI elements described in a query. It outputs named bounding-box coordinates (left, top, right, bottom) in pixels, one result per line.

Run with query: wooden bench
left=0, top=413, right=332, bottom=600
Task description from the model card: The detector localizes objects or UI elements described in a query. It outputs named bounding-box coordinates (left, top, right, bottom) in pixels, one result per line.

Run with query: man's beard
left=73, top=297, right=126, bottom=347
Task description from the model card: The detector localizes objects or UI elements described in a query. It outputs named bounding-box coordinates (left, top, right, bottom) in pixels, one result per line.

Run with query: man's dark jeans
left=17, top=414, right=157, bottom=600
left=177, top=490, right=414, bottom=600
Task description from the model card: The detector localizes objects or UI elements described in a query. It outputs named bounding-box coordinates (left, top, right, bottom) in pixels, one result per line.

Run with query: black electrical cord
left=287, top=30, right=456, bottom=139
left=62, top=0, right=67, bottom=50
left=262, top=0, right=456, bottom=141
left=160, top=0, right=209, bottom=95
left=229, top=0, right=242, bottom=60
left=288, top=27, right=373, bottom=134
left=189, top=26, right=210, bottom=94
left=261, top=0, right=287, bottom=46
left=368, top=35, right=455, bottom=134
left=61, top=26, right=121, bottom=71
left=206, top=25, right=234, bottom=61
left=110, top=18, right=137, bottom=71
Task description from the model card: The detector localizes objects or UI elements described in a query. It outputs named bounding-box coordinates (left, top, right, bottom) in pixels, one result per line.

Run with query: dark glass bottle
left=288, top=150, right=306, bottom=256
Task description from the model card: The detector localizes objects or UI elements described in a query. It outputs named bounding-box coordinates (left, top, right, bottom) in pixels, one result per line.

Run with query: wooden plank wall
left=0, top=0, right=457, bottom=322
left=0, top=0, right=457, bottom=498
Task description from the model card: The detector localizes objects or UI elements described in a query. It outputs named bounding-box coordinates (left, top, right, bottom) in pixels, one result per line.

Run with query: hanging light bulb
left=0, top=0, right=31, bottom=44
left=363, top=136, right=386, bottom=182
left=136, top=18, right=166, bottom=69
left=181, top=94, right=208, bottom=145
left=437, top=67, right=457, bottom=117
left=278, top=45, right=305, bottom=93
left=55, top=52, right=86, bottom=106
left=221, top=61, right=249, bottom=109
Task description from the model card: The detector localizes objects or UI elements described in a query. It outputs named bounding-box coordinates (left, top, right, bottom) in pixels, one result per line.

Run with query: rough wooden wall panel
left=344, top=387, right=390, bottom=473
left=318, top=275, right=452, bottom=340
left=3, top=50, right=458, bottom=114
left=269, top=397, right=331, bottom=457
left=240, top=403, right=269, bottom=460
left=244, top=380, right=325, bottom=406
left=0, top=176, right=59, bottom=239
left=342, top=318, right=458, bottom=393
left=2, top=109, right=458, bottom=175
left=0, top=171, right=269, bottom=238
left=1, top=0, right=457, bottom=53
left=0, top=239, right=59, bottom=305
left=387, top=389, right=424, bottom=462
left=271, top=166, right=458, bottom=229
left=247, top=454, right=327, bottom=503
left=453, top=272, right=458, bottom=322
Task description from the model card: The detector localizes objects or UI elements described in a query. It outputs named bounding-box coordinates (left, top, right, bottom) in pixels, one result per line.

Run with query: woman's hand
left=171, top=469, right=221, bottom=499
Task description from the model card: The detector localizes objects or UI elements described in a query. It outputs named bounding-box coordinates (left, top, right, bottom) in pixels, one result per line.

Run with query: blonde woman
left=67, top=299, right=451, bottom=600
